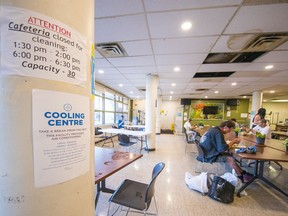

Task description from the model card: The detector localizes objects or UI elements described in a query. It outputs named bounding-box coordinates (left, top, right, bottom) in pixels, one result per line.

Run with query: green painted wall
left=183, top=99, right=250, bottom=127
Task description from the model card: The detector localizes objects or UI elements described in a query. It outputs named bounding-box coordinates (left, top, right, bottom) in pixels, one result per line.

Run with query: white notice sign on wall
left=0, top=6, right=88, bottom=86
left=32, top=89, right=90, bottom=187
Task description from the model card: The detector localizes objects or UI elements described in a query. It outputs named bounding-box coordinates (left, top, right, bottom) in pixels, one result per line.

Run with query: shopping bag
left=185, top=172, right=209, bottom=195
left=208, top=176, right=235, bottom=203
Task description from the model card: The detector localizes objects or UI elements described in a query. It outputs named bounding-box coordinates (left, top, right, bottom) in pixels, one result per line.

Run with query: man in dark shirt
left=197, top=120, right=253, bottom=183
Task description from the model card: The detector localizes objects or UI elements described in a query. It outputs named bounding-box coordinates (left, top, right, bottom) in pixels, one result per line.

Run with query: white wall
left=160, top=101, right=180, bottom=129
left=133, top=99, right=181, bottom=130
left=263, top=102, right=288, bottom=124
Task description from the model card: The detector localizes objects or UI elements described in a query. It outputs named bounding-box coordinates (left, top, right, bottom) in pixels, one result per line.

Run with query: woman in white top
left=252, top=119, right=271, bottom=139
left=251, top=108, right=266, bottom=128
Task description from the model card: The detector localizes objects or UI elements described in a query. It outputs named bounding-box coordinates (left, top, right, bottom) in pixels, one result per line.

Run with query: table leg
left=237, top=160, right=288, bottom=198
left=95, top=180, right=115, bottom=209
left=237, top=160, right=259, bottom=197
left=258, top=161, right=288, bottom=197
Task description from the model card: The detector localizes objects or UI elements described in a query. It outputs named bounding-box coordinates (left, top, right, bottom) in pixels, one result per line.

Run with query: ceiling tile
left=122, top=40, right=153, bottom=56
left=224, top=4, right=288, bottom=34
left=95, top=0, right=143, bottom=18
left=152, top=37, right=218, bottom=54
left=95, top=14, right=149, bottom=43
left=155, top=54, right=206, bottom=65
left=144, top=0, right=242, bottom=12
left=147, top=7, right=237, bottom=38
left=108, top=56, right=155, bottom=67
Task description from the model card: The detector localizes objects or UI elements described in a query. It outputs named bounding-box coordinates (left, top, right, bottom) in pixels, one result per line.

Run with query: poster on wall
left=32, top=89, right=90, bottom=187
left=190, top=102, right=224, bottom=120
left=0, top=6, right=88, bottom=86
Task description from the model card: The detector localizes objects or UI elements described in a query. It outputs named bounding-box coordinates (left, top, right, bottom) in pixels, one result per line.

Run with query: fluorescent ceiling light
left=272, top=99, right=288, bottom=102
left=171, top=83, right=176, bottom=86
left=205, top=96, right=208, bottom=98
left=265, top=65, right=274, bottom=70
left=214, top=91, right=219, bottom=94
left=98, top=69, right=104, bottom=74
left=170, top=91, right=174, bottom=94
left=181, top=21, right=192, bottom=30
left=174, top=67, right=180, bottom=72
left=118, top=84, right=123, bottom=87
left=269, top=90, right=275, bottom=93
left=231, top=82, right=237, bottom=86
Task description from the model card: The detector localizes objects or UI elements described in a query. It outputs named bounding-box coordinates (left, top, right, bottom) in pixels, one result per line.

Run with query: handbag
left=208, top=176, right=235, bottom=203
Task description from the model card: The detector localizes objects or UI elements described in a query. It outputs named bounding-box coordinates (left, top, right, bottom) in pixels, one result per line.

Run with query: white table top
left=124, top=125, right=146, bottom=129
left=99, top=128, right=150, bottom=136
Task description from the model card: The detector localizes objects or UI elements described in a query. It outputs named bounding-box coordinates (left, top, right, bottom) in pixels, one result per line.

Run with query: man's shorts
left=214, top=154, right=228, bottom=162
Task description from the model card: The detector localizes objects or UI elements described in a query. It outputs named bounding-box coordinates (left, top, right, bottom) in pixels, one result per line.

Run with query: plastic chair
left=107, top=162, right=165, bottom=216
left=183, top=127, right=194, bottom=144
left=184, top=128, right=198, bottom=153
left=118, top=134, right=138, bottom=152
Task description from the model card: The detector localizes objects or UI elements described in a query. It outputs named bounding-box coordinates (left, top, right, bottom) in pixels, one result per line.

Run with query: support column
left=145, top=74, right=158, bottom=151
left=0, top=1, right=94, bottom=216
left=156, top=96, right=162, bottom=135
left=250, top=91, right=263, bottom=127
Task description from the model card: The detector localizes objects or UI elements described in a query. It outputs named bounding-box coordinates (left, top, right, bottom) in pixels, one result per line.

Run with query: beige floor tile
left=95, top=134, right=288, bottom=216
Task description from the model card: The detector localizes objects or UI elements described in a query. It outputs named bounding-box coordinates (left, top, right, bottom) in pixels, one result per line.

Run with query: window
left=105, top=112, right=114, bottom=124
left=94, top=112, right=102, bottom=125
left=105, top=98, right=115, bottom=112
left=123, top=103, right=128, bottom=112
left=94, top=95, right=102, bottom=110
left=116, top=102, right=123, bottom=112
left=93, top=88, right=129, bottom=125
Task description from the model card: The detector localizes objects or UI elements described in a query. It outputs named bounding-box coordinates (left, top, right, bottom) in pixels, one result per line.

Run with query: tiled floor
left=95, top=134, right=288, bottom=216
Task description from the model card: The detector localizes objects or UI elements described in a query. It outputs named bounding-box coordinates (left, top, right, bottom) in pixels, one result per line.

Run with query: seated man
left=184, top=119, right=197, bottom=141
left=197, top=120, right=253, bottom=183
left=118, top=115, right=125, bottom=129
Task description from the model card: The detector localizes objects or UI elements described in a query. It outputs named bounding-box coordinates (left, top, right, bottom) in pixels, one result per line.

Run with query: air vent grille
left=204, top=33, right=288, bottom=64
left=96, top=42, right=127, bottom=58
left=193, top=72, right=235, bottom=78
left=243, top=33, right=288, bottom=51
left=195, top=88, right=209, bottom=91
left=203, top=52, right=265, bottom=64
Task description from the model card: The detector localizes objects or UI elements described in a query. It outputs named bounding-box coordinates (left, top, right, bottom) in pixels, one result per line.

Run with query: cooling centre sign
left=32, top=89, right=90, bottom=187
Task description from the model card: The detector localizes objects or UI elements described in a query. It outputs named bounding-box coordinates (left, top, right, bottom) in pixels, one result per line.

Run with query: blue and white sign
left=32, top=89, right=90, bottom=187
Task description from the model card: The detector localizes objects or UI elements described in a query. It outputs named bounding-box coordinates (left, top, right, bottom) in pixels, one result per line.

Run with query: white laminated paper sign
left=0, top=6, right=88, bottom=85
left=32, top=89, right=90, bottom=187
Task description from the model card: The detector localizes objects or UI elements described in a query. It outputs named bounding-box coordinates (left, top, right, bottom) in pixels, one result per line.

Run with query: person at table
left=197, top=120, right=253, bottom=183
left=118, top=115, right=125, bottom=129
left=248, top=119, right=271, bottom=139
left=184, top=119, right=197, bottom=141
left=251, top=108, right=266, bottom=128
left=184, top=119, right=196, bottom=131
left=231, top=118, right=240, bottom=129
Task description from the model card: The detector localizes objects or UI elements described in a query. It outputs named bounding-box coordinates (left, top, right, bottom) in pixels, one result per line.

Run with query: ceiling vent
left=242, top=33, right=288, bottom=52
left=195, top=88, right=209, bottom=91
left=96, top=42, right=127, bottom=58
left=189, top=93, right=198, bottom=95
left=193, top=72, right=235, bottom=78
left=203, top=52, right=265, bottom=64
left=204, top=33, right=288, bottom=64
